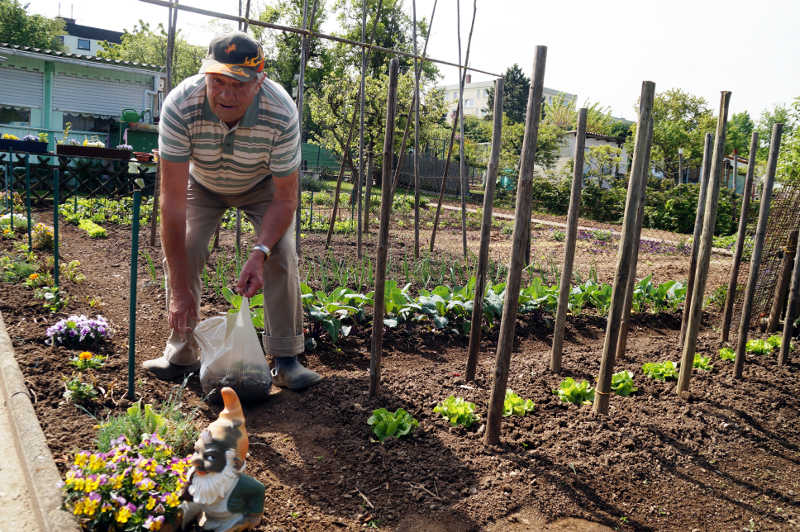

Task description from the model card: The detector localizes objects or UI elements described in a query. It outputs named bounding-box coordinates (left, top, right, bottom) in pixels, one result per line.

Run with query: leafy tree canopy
left=776, top=97, right=800, bottom=184
left=485, top=64, right=529, bottom=124
left=756, top=103, right=795, bottom=160
left=97, top=21, right=205, bottom=86
left=725, top=111, right=754, bottom=157
left=542, top=97, right=615, bottom=136
left=0, top=0, right=65, bottom=50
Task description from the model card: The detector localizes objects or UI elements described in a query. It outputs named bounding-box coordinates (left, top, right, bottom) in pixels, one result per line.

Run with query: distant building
left=441, top=74, right=577, bottom=121
left=549, top=131, right=629, bottom=181
left=57, top=17, right=123, bottom=57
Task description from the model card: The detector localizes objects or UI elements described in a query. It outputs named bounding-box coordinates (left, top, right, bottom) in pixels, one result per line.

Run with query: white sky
left=28, top=0, right=800, bottom=122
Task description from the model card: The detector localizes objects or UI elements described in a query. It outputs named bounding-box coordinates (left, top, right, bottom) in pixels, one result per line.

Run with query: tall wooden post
left=679, top=133, right=713, bottom=346
left=676, top=91, right=731, bottom=394
left=355, top=0, right=366, bottom=259
left=412, top=0, right=420, bottom=259
left=592, top=81, right=655, bottom=415
left=485, top=48, right=547, bottom=446
left=295, top=0, right=309, bottom=254
left=720, top=132, right=758, bottom=342
left=733, top=123, right=783, bottom=379
left=368, top=58, right=399, bottom=398
left=615, top=117, right=655, bottom=360
left=363, top=150, right=374, bottom=233
left=779, top=235, right=800, bottom=366
left=767, top=229, right=799, bottom=332
left=465, top=78, right=503, bottom=381
left=549, top=108, right=587, bottom=373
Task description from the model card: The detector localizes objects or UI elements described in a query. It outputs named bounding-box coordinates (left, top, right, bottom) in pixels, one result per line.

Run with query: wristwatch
left=252, top=244, right=272, bottom=260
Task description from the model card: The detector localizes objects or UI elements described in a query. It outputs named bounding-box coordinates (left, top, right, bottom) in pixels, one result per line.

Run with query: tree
left=0, top=0, right=65, bottom=50
left=542, top=97, right=615, bottom=136
left=756, top=103, right=795, bottom=160
left=485, top=64, right=530, bottom=124
left=776, top=97, right=800, bottom=184
left=629, top=88, right=716, bottom=182
left=725, top=111, right=754, bottom=156
left=98, top=22, right=205, bottom=86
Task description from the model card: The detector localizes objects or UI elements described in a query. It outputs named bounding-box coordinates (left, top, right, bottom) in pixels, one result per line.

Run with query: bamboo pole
left=485, top=48, right=547, bottom=446
left=592, top=81, right=655, bottom=415
left=733, top=123, right=783, bottom=379
left=389, top=1, right=438, bottom=199
left=294, top=0, right=309, bottom=254
left=779, top=235, right=800, bottom=365
left=767, top=229, right=798, bottom=332
left=614, top=117, right=654, bottom=361
left=549, top=108, right=587, bottom=374
left=720, top=132, right=758, bottom=342
left=369, top=58, right=399, bottom=398
left=412, top=0, right=421, bottom=259
left=429, top=109, right=459, bottom=252
left=679, top=133, right=713, bottom=346
left=456, top=0, right=473, bottom=259
left=465, top=77, right=504, bottom=382
left=363, top=149, right=374, bottom=232
left=355, top=0, right=367, bottom=259
left=675, top=91, right=732, bottom=394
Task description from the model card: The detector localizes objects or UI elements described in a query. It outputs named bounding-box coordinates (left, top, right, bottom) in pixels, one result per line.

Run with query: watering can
left=121, top=108, right=140, bottom=123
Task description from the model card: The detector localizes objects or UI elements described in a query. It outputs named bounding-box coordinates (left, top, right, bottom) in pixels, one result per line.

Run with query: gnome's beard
left=188, top=449, right=241, bottom=506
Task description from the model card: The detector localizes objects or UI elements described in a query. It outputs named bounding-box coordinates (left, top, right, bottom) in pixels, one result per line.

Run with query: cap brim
left=200, top=58, right=258, bottom=82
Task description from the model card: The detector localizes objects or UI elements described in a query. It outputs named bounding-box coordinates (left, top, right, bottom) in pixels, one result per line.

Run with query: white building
left=57, top=18, right=123, bottom=57
left=550, top=131, right=630, bottom=181
left=442, top=74, right=577, bottom=121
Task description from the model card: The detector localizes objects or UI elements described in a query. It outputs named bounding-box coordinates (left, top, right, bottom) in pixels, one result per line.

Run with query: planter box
left=56, top=144, right=132, bottom=160
left=0, top=139, right=48, bottom=154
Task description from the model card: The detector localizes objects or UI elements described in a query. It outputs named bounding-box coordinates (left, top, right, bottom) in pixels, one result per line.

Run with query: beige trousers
left=163, top=175, right=304, bottom=365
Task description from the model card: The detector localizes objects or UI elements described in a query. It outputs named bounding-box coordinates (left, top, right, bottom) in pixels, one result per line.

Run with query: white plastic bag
left=195, top=297, right=271, bottom=402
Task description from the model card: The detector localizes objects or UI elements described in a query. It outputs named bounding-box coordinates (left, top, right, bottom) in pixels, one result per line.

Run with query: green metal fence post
left=25, top=154, right=32, bottom=250
left=8, top=149, right=14, bottom=232
left=127, top=184, right=143, bottom=400
left=53, top=168, right=59, bottom=288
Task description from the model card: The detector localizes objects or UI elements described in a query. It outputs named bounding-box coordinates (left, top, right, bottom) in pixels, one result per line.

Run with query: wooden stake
left=412, top=0, right=420, bottom=259
left=720, top=132, right=758, bottom=342
left=355, top=0, right=367, bottom=260
left=549, top=108, right=587, bottom=374
left=456, top=0, right=476, bottom=259
left=733, top=123, right=783, bottom=379
left=430, top=103, right=459, bottom=252
left=465, top=77, right=504, bottom=381
left=363, top=149, right=374, bottom=233
left=615, top=117, right=654, bottom=361
left=676, top=91, right=731, bottom=394
left=485, top=47, right=547, bottom=446
left=324, top=114, right=357, bottom=249
left=368, top=58, right=399, bottom=398
left=295, top=0, right=309, bottom=254
left=680, top=133, right=713, bottom=346
left=779, top=234, right=800, bottom=365
left=767, top=230, right=798, bottom=332
left=593, top=81, right=655, bottom=415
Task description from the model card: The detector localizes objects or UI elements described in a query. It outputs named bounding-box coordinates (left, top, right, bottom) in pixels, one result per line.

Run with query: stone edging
left=0, top=311, right=80, bottom=532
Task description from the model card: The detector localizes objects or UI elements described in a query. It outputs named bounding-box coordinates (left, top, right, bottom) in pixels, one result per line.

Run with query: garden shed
left=0, top=43, right=164, bottom=150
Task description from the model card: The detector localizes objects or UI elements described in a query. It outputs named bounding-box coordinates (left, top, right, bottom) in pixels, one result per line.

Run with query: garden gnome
left=181, top=387, right=264, bottom=531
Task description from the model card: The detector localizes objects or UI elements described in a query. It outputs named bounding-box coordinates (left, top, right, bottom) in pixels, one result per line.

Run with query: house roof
left=58, top=18, right=124, bottom=43
left=0, top=43, right=163, bottom=71
left=564, top=130, right=624, bottom=143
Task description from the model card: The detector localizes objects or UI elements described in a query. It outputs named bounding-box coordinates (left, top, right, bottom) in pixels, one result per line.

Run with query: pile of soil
left=1, top=206, right=798, bottom=531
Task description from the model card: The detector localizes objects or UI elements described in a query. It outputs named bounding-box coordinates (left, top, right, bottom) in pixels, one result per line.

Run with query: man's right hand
left=169, top=288, right=198, bottom=335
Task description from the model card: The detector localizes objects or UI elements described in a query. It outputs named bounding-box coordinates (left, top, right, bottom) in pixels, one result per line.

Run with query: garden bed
left=1, top=204, right=799, bottom=531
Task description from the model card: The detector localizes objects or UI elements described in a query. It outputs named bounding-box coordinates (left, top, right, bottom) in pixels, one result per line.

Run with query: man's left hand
left=236, top=253, right=265, bottom=297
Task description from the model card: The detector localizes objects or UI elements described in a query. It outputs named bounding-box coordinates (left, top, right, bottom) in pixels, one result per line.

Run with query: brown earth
left=1, top=202, right=798, bottom=532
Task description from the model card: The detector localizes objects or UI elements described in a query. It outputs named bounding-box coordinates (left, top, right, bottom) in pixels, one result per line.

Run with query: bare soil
left=1, top=202, right=799, bottom=532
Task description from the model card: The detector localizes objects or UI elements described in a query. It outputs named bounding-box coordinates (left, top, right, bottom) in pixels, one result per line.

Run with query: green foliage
left=555, top=378, right=595, bottom=405
left=611, top=370, right=637, bottom=396
left=222, top=288, right=265, bottom=330
left=97, top=21, right=204, bottom=85
left=746, top=338, right=772, bottom=355
left=704, top=284, right=728, bottom=311
left=95, top=385, right=199, bottom=456
left=551, top=230, right=565, bottom=242
left=503, top=390, right=535, bottom=417
left=63, top=376, right=99, bottom=404
left=719, top=347, right=735, bottom=361
left=642, top=360, right=678, bottom=381
left=726, top=111, right=755, bottom=156
left=78, top=218, right=107, bottom=238
left=486, top=64, right=530, bottom=124
left=0, top=0, right=65, bottom=50
left=299, top=283, right=371, bottom=342
left=693, top=354, right=714, bottom=371
left=542, top=96, right=615, bottom=136
left=0, top=252, right=37, bottom=282
left=69, top=351, right=106, bottom=371
left=34, top=285, right=69, bottom=312
left=767, top=335, right=782, bottom=350
left=632, top=275, right=686, bottom=313
left=63, top=259, right=86, bottom=283
left=433, top=396, right=479, bottom=427
left=367, top=408, right=418, bottom=442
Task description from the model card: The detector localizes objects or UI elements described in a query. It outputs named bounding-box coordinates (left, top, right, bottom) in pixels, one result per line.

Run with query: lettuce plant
left=78, top=218, right=107, bottom=238
left=367, top=408, right=418, bottom=442
left=746, top=338, right=771, bottom=355
left=433, top=396, right=479, bottom=427
left=719, top=347, right=735, bottom=361
left=555, top=378, right=595, bottom=405
left=503, top=390, right=535, bottom=417
left=693, top=354, right=714, bottom=371
left=611, top=370, right=637, bottom=396
left=641, top=360, right=678, bottom=381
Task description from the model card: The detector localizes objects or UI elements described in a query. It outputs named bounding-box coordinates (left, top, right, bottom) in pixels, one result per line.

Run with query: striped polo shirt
left=158, top=73, right=300, bottom=194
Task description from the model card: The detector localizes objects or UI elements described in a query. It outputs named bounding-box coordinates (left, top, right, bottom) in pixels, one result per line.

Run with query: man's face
left=205, top=73, right=262, bottom=125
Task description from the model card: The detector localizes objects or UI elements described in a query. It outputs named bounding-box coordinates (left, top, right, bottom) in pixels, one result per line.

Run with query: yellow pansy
left=116, top=506, right=132, bottom=524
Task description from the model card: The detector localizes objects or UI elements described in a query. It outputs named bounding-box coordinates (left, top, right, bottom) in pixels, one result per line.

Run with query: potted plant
left=55, top=123, right=132, bottom=160
left=0, top=132, right=49, bottom=154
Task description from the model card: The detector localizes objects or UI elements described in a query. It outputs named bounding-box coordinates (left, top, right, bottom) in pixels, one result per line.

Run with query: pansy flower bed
left=46, top=314, right=111, bottom=349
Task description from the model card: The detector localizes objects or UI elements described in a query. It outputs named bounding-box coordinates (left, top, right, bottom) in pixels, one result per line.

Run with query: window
left=77, top=39, right=91, bottom=51
left=0, top=107, right=31, bottom=126
left=465, top=98, right=474, bottom=107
